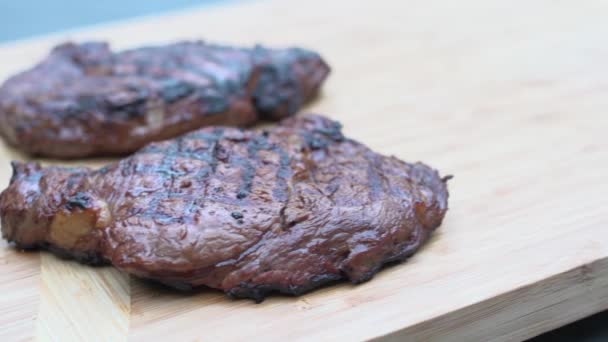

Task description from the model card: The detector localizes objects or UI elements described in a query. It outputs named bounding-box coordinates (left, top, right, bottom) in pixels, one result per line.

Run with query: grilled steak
left=0, top=115, right=450, bottom=302
left=0, top=41, right=329, bottom=158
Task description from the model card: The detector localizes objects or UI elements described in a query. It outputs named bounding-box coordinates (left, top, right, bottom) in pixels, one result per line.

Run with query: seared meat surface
left=0, top=115, right=449, bottom=301
left=0, top=41, right=329, bottom=158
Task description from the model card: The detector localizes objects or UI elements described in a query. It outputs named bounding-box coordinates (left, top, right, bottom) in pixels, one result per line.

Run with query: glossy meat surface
left=0, top=41, right=329, bottom=158
left=0, top=115, right=449, bottom=301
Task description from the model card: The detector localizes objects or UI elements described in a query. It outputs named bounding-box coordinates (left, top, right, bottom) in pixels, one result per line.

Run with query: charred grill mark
left=140, top=131, right=226, bottom=164
left=325, top=180, right=340, bottom=200
left=154, top=212, right=186, bottom=225
left=251, top=64, right=282, bottom=114
left=272, top=146, right=291, bottom=202
left=105, top=91, right=148, bottom=109
left=246, top=135, right=270, bottom=155
left=198, top=87, right=230, bottom=114
left=141, top=128, right=226, bottom=219
left=203, top=128, right=225, bottom=176
left=302, top=122, right=345, bottom=151
left=76, top=95, right=100, bottom=113
left=133, top=163, right=161, bottom=175
left=105, top=89, right=149, bottom=119
left=211, top=142, right=228, bottom=172
left=141, top=195, right=164, bottom=219
left=128, top=186, right=159, bottom=197
left=304, top=133, right=329, bottom=150
left=250, top=47, right=328, bottom=119
left=278, top=199, right=294, bottom=231
left=55, top=103, right=81, bottom=120
left=139, top=138, right=182, bottom=219
left=160, top=79, right=195, bottom=103
left=365, top=153, right=385, bottom=202
left=156, top=169, right=187, bottom=178
left=141, top=188, right=201, bottom=225
left=217, top=72, right=243, bottom=95
left=157, top=139, right=180, bottom=184
left=190, top=128, right=225, bottom=214
left=155, top=151, right=214, bottom=164
left=251, top=48, right=303, bottom=117
left=180, top=63, right=234, bottom=115
left=234, top=155, right=255, bottom=200
left=235, top=135, right=268, bottom=199
left=315, top=122, right=344, bottom=142
left=119, top=158, right=136, bottom=177
left=275, top=143, right=296, bottom=231
left=66, top=192, right=92, bottom=210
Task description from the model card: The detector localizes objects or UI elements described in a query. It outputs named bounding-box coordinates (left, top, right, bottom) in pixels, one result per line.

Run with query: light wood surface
left=1, top=0, right=608, bottom=341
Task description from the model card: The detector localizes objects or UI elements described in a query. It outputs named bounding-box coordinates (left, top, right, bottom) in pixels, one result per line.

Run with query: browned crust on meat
left=0, top=41, right=330, bottom=158
left=0, top=115, right=449, bottom=302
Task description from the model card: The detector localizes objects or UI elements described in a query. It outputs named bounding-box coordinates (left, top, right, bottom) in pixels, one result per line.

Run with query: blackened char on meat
left=0, top=115, right=450, bottom=302
left=0, top=41, right=330, bottom=158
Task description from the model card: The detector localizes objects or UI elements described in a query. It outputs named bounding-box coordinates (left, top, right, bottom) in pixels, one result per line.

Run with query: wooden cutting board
left=1, top=0, right=608, bottom=341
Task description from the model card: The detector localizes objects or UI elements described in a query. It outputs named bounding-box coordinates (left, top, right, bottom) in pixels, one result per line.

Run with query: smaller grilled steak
left=0, top=115, right=450, bottom=302
left=0, top=41, right=329, bottom=158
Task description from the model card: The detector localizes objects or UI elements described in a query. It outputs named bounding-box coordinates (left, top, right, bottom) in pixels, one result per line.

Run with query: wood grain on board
left=1, top=0, right=607, bottom=341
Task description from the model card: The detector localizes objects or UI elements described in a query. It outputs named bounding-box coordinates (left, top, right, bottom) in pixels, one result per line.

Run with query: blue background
left=0, top=0, right=218, bottom=42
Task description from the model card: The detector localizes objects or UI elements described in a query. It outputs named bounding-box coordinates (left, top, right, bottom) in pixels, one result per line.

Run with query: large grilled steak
left=0, top=41, right=329, bottom=158
left=0, top=115, right=449, bottom=302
